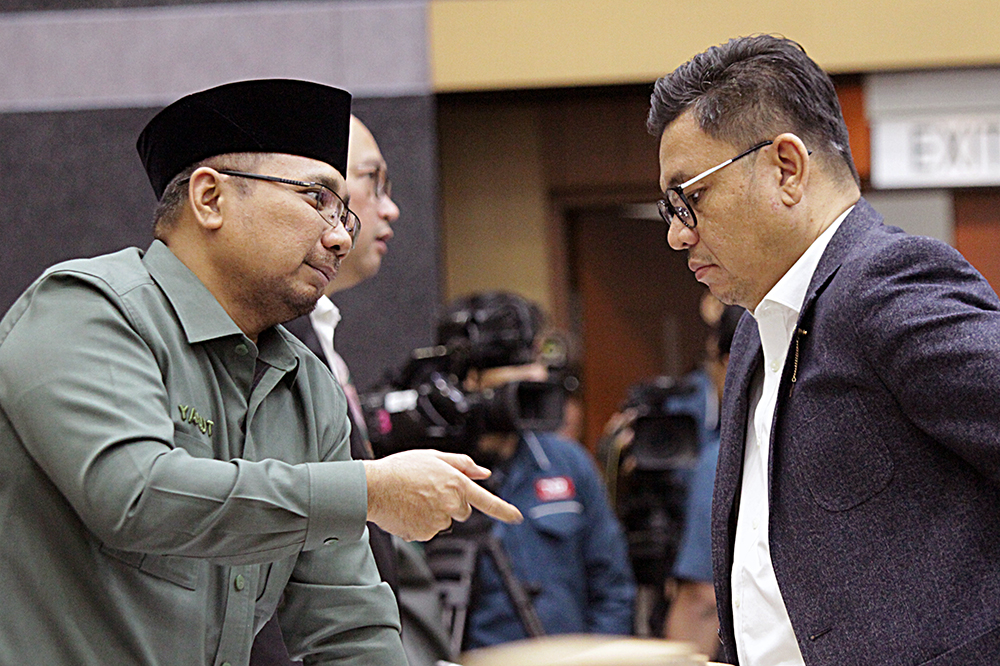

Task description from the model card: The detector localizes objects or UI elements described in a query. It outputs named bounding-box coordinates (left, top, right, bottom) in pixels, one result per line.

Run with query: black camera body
left=359, top=292, right=566, bottom=458
left=600, top=375, right=702, bottom=587
left=359, top=349, right=565, bottom=456
left=625, top=377, right=701, bottom=472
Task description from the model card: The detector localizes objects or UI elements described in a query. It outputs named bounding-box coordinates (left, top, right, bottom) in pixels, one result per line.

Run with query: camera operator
left=439, top=292, right=636, bottom=650
left=595, top=292, right=741, bottom=652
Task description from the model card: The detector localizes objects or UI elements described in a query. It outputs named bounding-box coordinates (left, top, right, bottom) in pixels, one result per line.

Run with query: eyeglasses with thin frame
left=356, top=165, right=392, bottom=201
left=657, top=140, right=773, bottom=234
left=217, top=169, right=360, bottom=242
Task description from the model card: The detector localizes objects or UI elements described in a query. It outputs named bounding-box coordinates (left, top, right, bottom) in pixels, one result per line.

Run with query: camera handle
left=424, top=515, right=545, bottom=655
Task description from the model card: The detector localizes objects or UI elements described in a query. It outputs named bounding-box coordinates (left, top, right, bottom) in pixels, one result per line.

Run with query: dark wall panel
left=331, top=94, right=442, bottom=392
left=1, top=107, right=158, bottom=312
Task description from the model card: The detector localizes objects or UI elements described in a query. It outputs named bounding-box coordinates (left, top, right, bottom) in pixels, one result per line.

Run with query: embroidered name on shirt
left=178, top=404, right=214, bottom=436
left=535, top=476, right=575, bottom=502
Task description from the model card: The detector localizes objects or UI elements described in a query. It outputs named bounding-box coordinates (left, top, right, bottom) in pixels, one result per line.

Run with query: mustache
left=307, top=252, right=342, bottom=283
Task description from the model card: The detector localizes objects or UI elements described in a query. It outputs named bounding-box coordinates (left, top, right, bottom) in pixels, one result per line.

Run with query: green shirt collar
left=143, top=241, right=298, bottom=373
left=144, top=240, right=242, bottom=344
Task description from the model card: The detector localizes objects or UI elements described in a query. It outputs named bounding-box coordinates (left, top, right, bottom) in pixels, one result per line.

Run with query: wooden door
left=566, top=206, right=707, bottom=451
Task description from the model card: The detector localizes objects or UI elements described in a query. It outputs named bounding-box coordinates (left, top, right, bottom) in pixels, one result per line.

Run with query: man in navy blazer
left=648, top=35, right=1000, bottom=665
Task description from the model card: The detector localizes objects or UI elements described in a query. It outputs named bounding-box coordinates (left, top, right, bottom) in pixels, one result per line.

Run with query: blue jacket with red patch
left=465, top=431, right=635, bottom=648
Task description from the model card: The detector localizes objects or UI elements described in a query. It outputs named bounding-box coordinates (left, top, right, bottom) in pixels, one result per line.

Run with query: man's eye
left=688, top=189, right=705, bottom=207
left=306, top=189, right=327, bottom=209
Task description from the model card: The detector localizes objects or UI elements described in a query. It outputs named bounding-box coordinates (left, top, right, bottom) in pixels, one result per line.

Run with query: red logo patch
left=376, top=409, right=393, bottom=435
left=535, top=476, right=575, bottom=502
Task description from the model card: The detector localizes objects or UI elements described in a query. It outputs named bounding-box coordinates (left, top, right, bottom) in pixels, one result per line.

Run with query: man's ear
left=188, top=167, right=226, bottom=231
left=771, top=133, right=809, bottom=206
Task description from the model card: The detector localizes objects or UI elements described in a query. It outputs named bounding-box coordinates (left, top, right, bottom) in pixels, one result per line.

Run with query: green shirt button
left=234, top=343, right=249, bottom=356
left=234, top=574, right=245, bottom=591
left=221, top=662, right=232, bottom=666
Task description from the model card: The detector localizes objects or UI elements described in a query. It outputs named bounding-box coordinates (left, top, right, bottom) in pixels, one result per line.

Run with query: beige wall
left=430, top=0, right=1000, bottom=92
left=438, top=87, right=665, bottom=316
left=438, top=101, right=555, bottom=311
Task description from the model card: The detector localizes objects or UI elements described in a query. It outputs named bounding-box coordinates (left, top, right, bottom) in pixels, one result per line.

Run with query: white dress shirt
left=308, top=295, right=343, bottom=382
left=732, top=206, right=852, bottom=666
left=308, top=295, right=368, bottom=442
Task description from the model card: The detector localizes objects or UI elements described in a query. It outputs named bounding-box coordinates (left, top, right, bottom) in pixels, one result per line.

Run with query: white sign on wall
left=871, top=113, right=1000, bottom=189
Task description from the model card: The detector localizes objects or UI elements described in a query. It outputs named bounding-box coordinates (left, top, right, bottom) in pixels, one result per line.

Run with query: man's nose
left=381, top=195, right=400, bottom=223
left=667, top=221, right=698, bottom=251
left=322, top=220, right=354, bottom=256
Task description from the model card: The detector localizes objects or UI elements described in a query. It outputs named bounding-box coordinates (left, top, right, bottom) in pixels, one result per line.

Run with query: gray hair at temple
left=152, top=153, right=264, bottom=238
left=647, top=34, right=860, bottom=186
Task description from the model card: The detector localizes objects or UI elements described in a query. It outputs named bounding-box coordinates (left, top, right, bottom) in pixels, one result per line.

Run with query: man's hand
left=363, top=450, right=523, bottom=541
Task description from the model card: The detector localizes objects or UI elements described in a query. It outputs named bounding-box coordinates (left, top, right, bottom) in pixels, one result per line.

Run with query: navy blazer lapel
left=799, top=198, right=882, bottom=319
left=716, top=314, right=762, bottom=537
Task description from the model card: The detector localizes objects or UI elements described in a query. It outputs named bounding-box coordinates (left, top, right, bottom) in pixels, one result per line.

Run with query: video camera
left=359, top=292, right=567, bottom=458
left=598, top=375, right=702, bottom=588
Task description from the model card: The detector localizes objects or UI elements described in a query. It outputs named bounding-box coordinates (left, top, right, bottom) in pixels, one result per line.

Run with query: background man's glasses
left=218, top=169, right=361, bottom=242
left=657, top=140, right=773, bottom=233
left=358, top=166, right=392, bottom=201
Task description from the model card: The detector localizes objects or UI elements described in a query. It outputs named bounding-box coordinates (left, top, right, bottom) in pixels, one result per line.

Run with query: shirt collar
left=310, top=294, right=341, bottom=340
left=143, top=240, right=242, bottom=344
left=755, top=205, right=854, bottom=320
left=311, top=295, right=341, bottom=328
left=308, top=295, right=340, bottom=367
left=143, top=240, right=298, bottom=373
left=258, top=327, right=299, bottom=374
left=752, top=206, right=853, bottom=368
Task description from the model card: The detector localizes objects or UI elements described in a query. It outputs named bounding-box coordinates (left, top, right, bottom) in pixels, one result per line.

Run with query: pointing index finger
left=464, top=481, right=523, bottom=524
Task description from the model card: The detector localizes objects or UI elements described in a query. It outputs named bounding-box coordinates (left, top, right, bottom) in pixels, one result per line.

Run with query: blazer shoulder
left=839, top=227, right=986, bottom=295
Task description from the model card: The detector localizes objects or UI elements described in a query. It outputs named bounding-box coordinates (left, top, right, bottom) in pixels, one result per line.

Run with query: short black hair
left=648, top=34, right=859, bottom=185
left=151, top=152, right=265, bottom=239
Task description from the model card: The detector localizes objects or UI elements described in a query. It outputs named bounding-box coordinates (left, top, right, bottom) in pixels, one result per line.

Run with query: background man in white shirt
left=648, top=34, right=1000, bottom=665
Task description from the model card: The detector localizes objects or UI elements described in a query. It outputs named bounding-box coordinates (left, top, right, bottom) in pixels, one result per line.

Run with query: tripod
left=423, top=510, right=545, bottom=656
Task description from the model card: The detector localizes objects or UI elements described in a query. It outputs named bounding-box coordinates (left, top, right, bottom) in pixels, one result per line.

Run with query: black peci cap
left=137, top=79, right=351, bottom=199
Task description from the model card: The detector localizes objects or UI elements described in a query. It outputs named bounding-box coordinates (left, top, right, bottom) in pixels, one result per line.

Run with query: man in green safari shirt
left=0, top=79, right=520, bottom=666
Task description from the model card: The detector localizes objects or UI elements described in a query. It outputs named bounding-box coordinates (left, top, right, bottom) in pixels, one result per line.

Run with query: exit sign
left=872, top=113, right=1000, bottom=188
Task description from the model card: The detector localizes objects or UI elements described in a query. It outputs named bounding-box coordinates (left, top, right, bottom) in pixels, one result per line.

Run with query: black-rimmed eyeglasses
left=657, top=140, right=773, bottom=233
left=218, top=170, right=360, bottom=242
